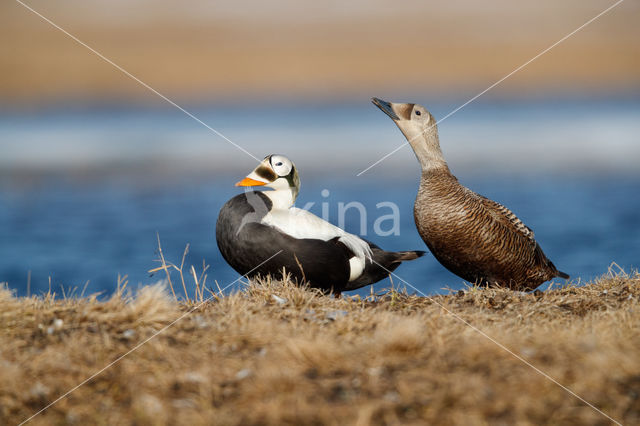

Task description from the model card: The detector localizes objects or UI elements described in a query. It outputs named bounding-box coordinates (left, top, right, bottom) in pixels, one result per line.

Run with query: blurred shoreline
left=1, top=98, right=639, bottom=187
left=1, top=91, right=640, bottom=113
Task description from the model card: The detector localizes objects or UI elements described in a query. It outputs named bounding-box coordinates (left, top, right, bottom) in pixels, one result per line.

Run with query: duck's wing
left=480, top=195, right=569, bottom=281
left=262, top=207, right=373, bottom=261
left=480, top=196, right=537, bottom=246
left=480, top=196, right=563, bottom=271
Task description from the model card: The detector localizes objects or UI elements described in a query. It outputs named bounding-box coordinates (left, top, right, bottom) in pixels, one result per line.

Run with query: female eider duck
left=216, top=154, right=425, bottom=295
left=372, top=98, right=569, bottom=291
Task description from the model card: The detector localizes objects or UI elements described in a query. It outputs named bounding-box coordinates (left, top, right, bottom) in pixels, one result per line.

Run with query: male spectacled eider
left=215, top=154, right=425, bottom=295
left=372, top=98, right=569, bottom=291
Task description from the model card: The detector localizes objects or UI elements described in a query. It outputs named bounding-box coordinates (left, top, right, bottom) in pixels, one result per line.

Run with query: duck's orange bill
left=235, top=177, right=267, bottom=187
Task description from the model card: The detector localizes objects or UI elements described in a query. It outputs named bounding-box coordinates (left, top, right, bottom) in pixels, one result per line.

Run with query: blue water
left=1, top=174, right=638, bottom=298
left=1, top=100, right=639, bottom=297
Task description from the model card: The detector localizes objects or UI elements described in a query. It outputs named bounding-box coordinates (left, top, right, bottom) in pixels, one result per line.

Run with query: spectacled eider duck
left=215, top=154, right=425, bottom=295
left=372, top=98, right=569, bottom=291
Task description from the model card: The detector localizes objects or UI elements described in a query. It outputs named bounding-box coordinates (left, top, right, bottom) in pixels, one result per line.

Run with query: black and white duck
left=372, top=98, right=569, bottom=291
left=216, top=154, right=425, bottom=295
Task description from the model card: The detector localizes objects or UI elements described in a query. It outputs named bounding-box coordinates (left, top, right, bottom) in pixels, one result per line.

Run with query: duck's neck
left=263, top=187, right=296, bottom=210
left=409, top=126, right=449, bottom=173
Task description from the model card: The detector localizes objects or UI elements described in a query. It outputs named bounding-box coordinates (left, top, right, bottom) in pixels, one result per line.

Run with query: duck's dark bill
left=371, top=97, right=399, bottom=120
left=235, top=177, right=267, bottom=187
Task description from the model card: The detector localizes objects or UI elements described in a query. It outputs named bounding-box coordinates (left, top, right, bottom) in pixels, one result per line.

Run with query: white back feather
left=261, top=207, right=373, bottom=262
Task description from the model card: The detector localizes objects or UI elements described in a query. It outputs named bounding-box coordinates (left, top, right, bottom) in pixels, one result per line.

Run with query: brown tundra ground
left=1, top=271, right=639, bottom=425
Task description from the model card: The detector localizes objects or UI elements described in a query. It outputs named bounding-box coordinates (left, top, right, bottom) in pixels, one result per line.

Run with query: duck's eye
left=415, top=110, right=422, bottom=116
left=275, top=162, right=283, bottom=167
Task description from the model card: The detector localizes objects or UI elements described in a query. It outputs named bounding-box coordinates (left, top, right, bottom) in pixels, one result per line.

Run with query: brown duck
left=372, top=98, right=569, bottom=291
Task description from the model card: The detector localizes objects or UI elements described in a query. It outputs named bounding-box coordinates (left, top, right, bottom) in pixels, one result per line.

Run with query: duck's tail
left=343, top=247, right=426, bottom=291
left=392, top=250, right=426, bottom=262
left=545, top=255, right=569, bottom=280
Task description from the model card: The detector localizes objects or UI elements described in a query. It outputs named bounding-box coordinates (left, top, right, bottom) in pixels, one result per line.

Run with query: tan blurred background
left=2, top=0, right=639, bottom=105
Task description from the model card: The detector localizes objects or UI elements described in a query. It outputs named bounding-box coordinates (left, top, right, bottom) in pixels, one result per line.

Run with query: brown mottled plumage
left=372, top=98, right=569, bottom=291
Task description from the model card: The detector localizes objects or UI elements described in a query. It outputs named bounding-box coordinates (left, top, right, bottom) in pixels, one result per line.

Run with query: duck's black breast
left=215, top=192, right=351, bottom=292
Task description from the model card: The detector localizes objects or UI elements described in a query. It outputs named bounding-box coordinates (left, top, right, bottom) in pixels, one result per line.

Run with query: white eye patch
left=270, top=155, right=293, bottom=176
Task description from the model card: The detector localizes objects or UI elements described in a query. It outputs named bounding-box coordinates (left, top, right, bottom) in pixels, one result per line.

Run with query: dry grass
left=0, top=267, right=639, bottom=425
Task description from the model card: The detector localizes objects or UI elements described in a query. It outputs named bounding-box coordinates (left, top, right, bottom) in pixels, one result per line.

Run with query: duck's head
left=372, top=97, right=445, bottom=171
left=371, top=97, right=436, bottom=141
left=236, top=154, right=300, bottom=201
